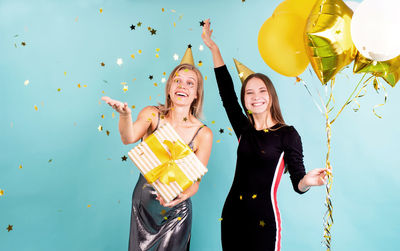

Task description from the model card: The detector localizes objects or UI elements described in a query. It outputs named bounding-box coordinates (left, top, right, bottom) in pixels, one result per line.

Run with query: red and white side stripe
left=270, top=152, right=285, bottom=251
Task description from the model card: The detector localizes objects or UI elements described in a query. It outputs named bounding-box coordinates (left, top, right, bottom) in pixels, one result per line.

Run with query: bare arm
left=101, top=96, right=157, bottom=144
left=201, top=19, right=225, bottom=68
left=159, top=126, right=213, bottom=207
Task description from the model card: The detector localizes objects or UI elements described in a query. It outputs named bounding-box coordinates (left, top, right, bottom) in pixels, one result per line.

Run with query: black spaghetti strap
left=153, top=106, right=161, bottom=132
left=188, top=125, right=206, bottom=148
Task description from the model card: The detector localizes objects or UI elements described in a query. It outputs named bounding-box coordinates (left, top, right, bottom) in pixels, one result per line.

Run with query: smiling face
left=168, top=69, right=198, bottom=107
left=243, top=77, right=270, bottom=114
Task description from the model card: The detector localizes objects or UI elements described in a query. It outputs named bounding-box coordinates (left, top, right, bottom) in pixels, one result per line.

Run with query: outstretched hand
left=101, top=96, right=131, bottom=116
left=201, top=19, right=217, bottom=50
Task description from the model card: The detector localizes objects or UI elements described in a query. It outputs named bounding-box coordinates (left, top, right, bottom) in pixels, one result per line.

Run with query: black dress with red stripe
left=214, top=65, right=307, bottom=251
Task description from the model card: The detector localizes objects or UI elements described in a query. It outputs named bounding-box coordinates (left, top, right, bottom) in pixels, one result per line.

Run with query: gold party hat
left=180, top=45, right=195, bottom=66
left=233, top=58, right=255, bottom=84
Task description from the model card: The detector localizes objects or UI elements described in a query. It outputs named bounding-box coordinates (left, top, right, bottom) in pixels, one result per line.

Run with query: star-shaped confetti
left=188, top=44, right=192, bottom=49
left=24, top=80, right=29, bottom=86
left=150, top=29, right=157, bottom=35
left=183, top=117, right=188, bottom=122
left=173, top=54, right=179, bottom=61
left=100, top=62, right=105, bottom=67
left=0, top=189, right=4, bottom=196
left=219, top=128, right=224, bottom=134
left=199, top=20, right=205, bottom=26
left=98, top=125, right=103, bottom=131
left=137, top=22, right=142, bottom=27
left=48, top=159, right=53, bottom=163
left=263, top=129, right=269, bottom=133
left=121, top=155, right=128, bottom=161
left=117, top=58, right=123, bottom=66
left=149, top=75, right=153, bottom=80
left=199, top=45, right=204, bottom=51
left=130, top=24, right=135, bottom=30
left=7, top=225, right=13, bottom=232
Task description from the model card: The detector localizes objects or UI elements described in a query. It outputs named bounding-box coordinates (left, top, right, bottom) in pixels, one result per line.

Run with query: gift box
left=128, top=122, right=208, bottom=203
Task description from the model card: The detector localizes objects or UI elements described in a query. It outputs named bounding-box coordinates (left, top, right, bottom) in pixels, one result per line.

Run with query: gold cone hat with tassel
left=233, top=58, right=255, bottom=84
left=180, top=45, right=195, bottom=66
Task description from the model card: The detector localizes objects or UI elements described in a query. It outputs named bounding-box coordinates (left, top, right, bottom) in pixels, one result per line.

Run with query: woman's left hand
left=298, top=168, right=328, bottom=192
left=156, top=193, right=189, bottom=208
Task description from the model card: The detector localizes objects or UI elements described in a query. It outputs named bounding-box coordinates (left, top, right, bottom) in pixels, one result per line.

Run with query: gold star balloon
left=353, top=53, right=400, bottom=87
left=304, top=0, right=357, bottom=84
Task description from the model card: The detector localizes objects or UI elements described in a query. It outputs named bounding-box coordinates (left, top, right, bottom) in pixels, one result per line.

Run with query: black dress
left=214, top=65, right=307, bottom=251
left=128, top=112, right=205, bottom=251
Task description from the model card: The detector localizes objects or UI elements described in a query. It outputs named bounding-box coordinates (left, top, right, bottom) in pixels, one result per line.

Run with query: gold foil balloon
left=273, top=0, right=318, bottom=20
left=258, top=13, right=309, bottom=77
left=354, top=53, right=400, bottom=87
left=304, top=0, right=357, bottom=84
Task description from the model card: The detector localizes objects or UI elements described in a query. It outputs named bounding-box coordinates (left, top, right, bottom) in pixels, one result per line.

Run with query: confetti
left=173, top=54, right=179, bottom=61
left=227, top=127, right=232, bottom=132
left=187, top=44, right=192, bottom=49
left=173, top=22, right=176, bottom=27
left=34, top=105, right=38, bottom=111
left=239, top=195, right=243, bottom=200
left=137, top=22, right=142, bottom=27
left=101, top=115, right=104, bottom=119
left=57, top=88, right=61, bottom=92
left=198, top=61, right=203, bottom=67
left=98, top=125, right=103, bottom=131
left=130, top=24, right=135, bottom=30
left=83, top=85, right=87, bottom=88
left=149, top=75, right=153, bottom=80
left=218, top=218, right=223, bottom=221
left=64, top=72, right=67, bottom=76
left=177, top=217, right=182, bottom=221
left=75, top=16, right=79, bottom=22
left=160, top=209, right=166, bottom=215
left=21, top=42, right=26, bottom=46
left=99, top=8, right=103, bottom=13
left=164, top=216, right=168, bottom=220
left=154, top=83, right=158, bottom=87
left=216, top=140, right=221, bottom=143
left=112, top=112, right=115, bottom=118
left=183, top=117, right=188, bottom=122
left=101, top=62, right=105, bottom=67
left=161, top=78, right=166, bottom=83
left=7, top=225, right=13, bottom=232
left=106, top=130, right=110, bottom=136
left=138, top=50, right=142, bottom=54
left=19, top=164, right=22, bottom=169
left=48, top=159, right=52, bottom=163
left=24, top=80, right=29, bottom=86
left=150, top=29, right=157, bottom=35
left=130, top=54, right=135, bottom=59
left=263, top=129, right=269, bottom=133
left=252, top=194, right=257, bottom=199
left=199, top=45, right=204, bottom=51
left=161, top=8, right=165, bottom=12
left=123, top=85, right=128, bottom=92
left=219, top=128, right=224, bottom=134
left=87, top=205, right=91, bottom=208
left=199, top=20, right=205, bottom=26
left=0, top=189, right=4, bottom=196
left=155, top=54, right=159, bottom=58
left=131, top=105, right=135, bottom=109
left=171, top=9, right=176, bottom=13
left=260, top=220, right=265, bottom=227
left=211, top=120, right=215, bottom=124
left=156, top=48, right=160, bottom=52
left=205, top=76, right=207, bottom=80
left=77, top=84, right=81, bottom=88
left=117, top=58, right=123, bottom=66
left=121, top=156, right=127, bottom=161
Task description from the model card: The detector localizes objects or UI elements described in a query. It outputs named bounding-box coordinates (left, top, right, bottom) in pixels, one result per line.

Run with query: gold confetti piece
left=57, top=88, right=61, bottom=92
left=160, top=209, right=166, bottom=215
left=131, top=105, right=135, bottom=109
left=252, top=194, right=257, bottom=199
left=24, top=80, right=29, bottom=86
left=216, top=140, right=221, bottom=143
left=106, top=130, right=110, bottom=136
left=162, top=8, right=165, bottom=12
left=156, top=48, right=160, bottom=52
left=99, top=8, right=103, bottom=13
left=177, top=217, right=182, bottom=221
left=155, top=54, right=159, bottom=58
left=211, top=120, right=215, bottom=124
left=98, top=125, right=103, bottom=131
left=83, top=85, right=87, bottom=88
left=123, top=85, right=128, bottom=92
left=184, top=69, right=189, bottom=72
left=151, top=113, right=156, bottom=117
left=239, top=195, right=243, bottom=200
left=218, top=218, right=223, bottom=221
left=247, top=110, right=253, bottom=114
left=48, top=159, right=52, bottom=163
left=147, top=118, right=152, bottom=122
left=163, top=72, right=166, bottom=76
left=34, top=105, right=38, bottom=111
left=149, top=96, right=152, bottom=100
left=260, top=220, right=265, bottom=227
left=171, top=9, right=176, bottom=13
left=87, top=205, right=91, bottom=208
left=137, top=22, right=142, bottom=27
left=19, top=164, right=22, bottom=169
left=0, top=189, right=4, bottom=196
left=131, top=54, right=135, bottom=59
left=121, top=81, right=127, bottom=85
left=7, top=225, right=13, bottom=232
left=227, top=127, right=232, bottom=132
left=132, top=78, right=137, bottom=82
left=164, top=216, right=168, bottom=220
left=177, top=97, right=181, bottom=100
left=101, top=115, right=104, bottom=119
left=147, top=26, right=151, bottom=31
left=100, top=62, right=105, bottom=66
left=138, top=50, right=142, bottom=54
left=173, top=22, right=176, bottom=27
left=205, top=76, right=207, bottom=80
left=21, top=41, right=26, bottom=46
left=263, top=129, right=269, bottom=133
left=77, top=84, right=81, bottom=88
left=64, top=71, right=66, bottom=76
left=112, top=112, right=115, bottom=118
left=198, top=61, right=203, bottom=67
left=154, top=83, right=158, bottom=86
left=179, top=15, right=183, bottom=20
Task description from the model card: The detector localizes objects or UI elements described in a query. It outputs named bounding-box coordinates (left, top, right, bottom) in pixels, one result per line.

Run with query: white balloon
left=351, top=0, right=400, bottom=61
left=345, top=1, right=360, bottom=11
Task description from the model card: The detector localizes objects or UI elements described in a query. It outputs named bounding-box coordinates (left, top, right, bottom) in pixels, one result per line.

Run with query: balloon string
left=297, top=77, right=324, bottom=114
left=372, top=77, right=388, bottom=119
left=323, top=79, right=334, bottom=251
left=330, top=73, right=372, bottom=124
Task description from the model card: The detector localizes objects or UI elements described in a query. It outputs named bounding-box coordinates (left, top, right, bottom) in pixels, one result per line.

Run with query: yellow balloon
left=273, top=0, right=318, bottom=20
left=258, top=13, right=309, bottom=77
left=354, top=53, right=400, bottom=87
left=304, top=0, right=357, bottom=84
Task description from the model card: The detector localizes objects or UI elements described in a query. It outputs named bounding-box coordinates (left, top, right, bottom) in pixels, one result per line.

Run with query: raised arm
left=201, top=19, right=249, bottom=138
left=101, top=96, right=157, bottom=144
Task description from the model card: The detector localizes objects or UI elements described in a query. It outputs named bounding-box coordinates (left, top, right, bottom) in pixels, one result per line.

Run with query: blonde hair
left=159, top=64, right=204, bottom=118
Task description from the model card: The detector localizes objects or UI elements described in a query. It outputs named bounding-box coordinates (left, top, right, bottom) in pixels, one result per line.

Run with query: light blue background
left=1, top=0, right=399, bottom=250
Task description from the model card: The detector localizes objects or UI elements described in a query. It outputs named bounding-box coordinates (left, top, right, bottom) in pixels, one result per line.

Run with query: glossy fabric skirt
left=128, top=175, right=192, bottom=251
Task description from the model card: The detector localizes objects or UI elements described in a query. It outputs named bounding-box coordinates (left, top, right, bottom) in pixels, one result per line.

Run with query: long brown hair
left=240, top=73, right=286, bottom=129
left=159, top=64, right=204, bottom=118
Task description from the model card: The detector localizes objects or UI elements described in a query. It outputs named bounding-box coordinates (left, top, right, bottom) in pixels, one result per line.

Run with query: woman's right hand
left=101, top=96, right=131, bottom=116
left=201, top=19, right=217, bottom=51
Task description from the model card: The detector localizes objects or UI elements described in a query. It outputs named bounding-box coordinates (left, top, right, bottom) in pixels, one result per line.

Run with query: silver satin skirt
left=128, top=174, right=192, bottom=251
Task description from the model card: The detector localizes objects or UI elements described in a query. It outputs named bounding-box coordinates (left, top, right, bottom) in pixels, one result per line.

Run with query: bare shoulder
left=198, top=126, right=213, bottom=143
left=139, top=106, right=159, bottom=115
